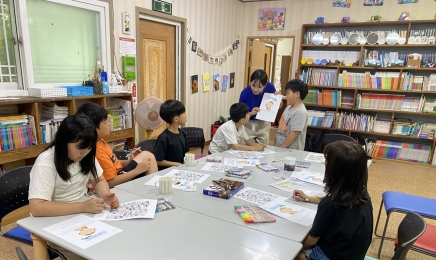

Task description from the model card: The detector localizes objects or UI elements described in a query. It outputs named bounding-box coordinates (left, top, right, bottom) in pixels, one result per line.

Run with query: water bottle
left=101, top=66, right=109, bottom=94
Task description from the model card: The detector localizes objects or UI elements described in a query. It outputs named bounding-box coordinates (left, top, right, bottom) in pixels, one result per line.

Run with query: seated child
left=77, top=103, right=158, bottom=188
left=293, top=141, right=373, bottom=260
left=275, top=79, right=308, bottom=150
left=154, top=100, right=189, bottom=171
left=209, top=103, right=265, bottom=154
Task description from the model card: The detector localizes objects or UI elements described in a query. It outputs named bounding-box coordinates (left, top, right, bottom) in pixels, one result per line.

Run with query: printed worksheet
left=268, top=178, right=320, bottom=195
left=43, top=215, right=122, bottom=249
left=94, top=199, right=157, bottom=221
left=260, top=201, right=316, bottom=226
left=304, top=153, right=325, bottom=163
left=163, top=169, right=210, bottom=183
left=291, top=171, right=325, bottom=187
left=253, top=148, right=277, bottom=155
left=201, top=162, right=241, bottom=173
left=227, top=150, right=264, bottom=159
left=234, top=187, right=287, bottom=205
left=223, top=158, right=260, bottom=167
left=144, top=175, right=194, bottom=190
left=255, top=93, right=283, bottom=122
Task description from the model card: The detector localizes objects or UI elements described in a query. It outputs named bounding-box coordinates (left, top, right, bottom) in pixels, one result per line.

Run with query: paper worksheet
left=144, top=175, right=194, bottom=190
left=43, top=215, right=122, bottom=249
left=291, top=171, right=325, bottom=187
left=223, top=158, right=260, bottom=167
left=255, top=93, right=283, bottom=122
left=163, top=169, right=210, bottom=183
left=94, top=199, right=157, bottom=221
left=201, top=162, right=242, bottom=173
left=253, top=148, right=277, bottom=155
left=260, top=201, right=316, bottom=226
left=226, top=150, right=264, bottom=159
left=304, top=153, right=325, bottom=163
left=268, top=178, right=320, bottom=195
left=234, top=187, right=287, bottom=205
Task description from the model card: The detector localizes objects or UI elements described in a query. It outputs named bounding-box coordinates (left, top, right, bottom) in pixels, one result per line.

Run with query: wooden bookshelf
left=0, top=94, right=134, bottom=165
left=298, top=20, right=436, bottom=165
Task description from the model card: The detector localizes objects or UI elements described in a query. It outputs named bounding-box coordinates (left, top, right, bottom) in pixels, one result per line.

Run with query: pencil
left=296, top=193, right=309, bottom=202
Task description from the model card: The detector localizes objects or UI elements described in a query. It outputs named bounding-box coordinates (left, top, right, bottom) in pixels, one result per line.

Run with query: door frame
left=135, top=7, right=186, bottom=140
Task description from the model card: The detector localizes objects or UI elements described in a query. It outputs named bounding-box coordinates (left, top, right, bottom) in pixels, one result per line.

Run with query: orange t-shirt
left=96, top=139, right=123, bottom=181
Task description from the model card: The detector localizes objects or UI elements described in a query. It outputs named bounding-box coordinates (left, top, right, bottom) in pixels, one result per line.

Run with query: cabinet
left=297, top=20, right=436, bottom=165
left=0, top=94, right=134, bottom=166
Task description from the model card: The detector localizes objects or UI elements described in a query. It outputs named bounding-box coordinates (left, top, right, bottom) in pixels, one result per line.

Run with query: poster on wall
left=397, top=0, right=418, bottom=3
left=203, top=73, right=210, bottom=92
left=258, top=8, right=285, bottom=31
left=222, top=75, right=228, bottom=92
left=332, top=0, right=351, bottom=8
left=213, top=74, right=220, bottom=92
left=230, top=72, right=235, bottom=88
left=191, top=75, right=198, bottom=94
left=363, top=0, right=383, bottom=6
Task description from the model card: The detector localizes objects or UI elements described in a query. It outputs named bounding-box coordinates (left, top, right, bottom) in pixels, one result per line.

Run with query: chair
left=395, top=222, right=436, bottom=258
left=181, top=127, right=205, bottom=154
left=0, top=166, right=58, bottom=259
left=136, top=139, right=157, bottom=153
left=321, top=133, right=356, bottom=151
left=16, top=246, right=28, bottom=260
left=113, top=150, right=128, bottom=160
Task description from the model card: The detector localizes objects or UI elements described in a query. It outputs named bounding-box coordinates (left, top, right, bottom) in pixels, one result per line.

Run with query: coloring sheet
left=223, top=158, right=260, bottom=167
left=43, top=215, right=122, bottom=249
left=234, top=187, right=287, bottom=205
left=268, top=179, right=321, bottom=195
left=260, top=201, right=317, bottom=226
left=201, top=162, right=242, bottom=173
left=144, top=175, right=194, bottom=190
left=291, top=171, right=325, bottom=187
left=304, top=153, right=325, bottom=163
left=253, top=148, right=277, bottom=155
left=226, top=150, right=264, bottom=159
left=94, top=199, right=157, bottom=221
left=255, top=93, right=283, bottom=122
left=163, top=169, right=209, bottom=183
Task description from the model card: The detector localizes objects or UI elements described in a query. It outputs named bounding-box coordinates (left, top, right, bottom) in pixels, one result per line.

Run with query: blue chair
left=375, top=191, right=436, bottom=258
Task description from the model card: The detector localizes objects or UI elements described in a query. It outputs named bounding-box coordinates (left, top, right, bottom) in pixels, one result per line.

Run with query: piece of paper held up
left=43, top=215, right=122, bottom=249
left=94, top=199, right=157, bottom=221
left=255, top=93, right=283, bottom=122
left=234, top=187, right=287, bottom=205
left=304, top=153, right=325, bottom=163
left=145, top=175, right=194, bottom=190
left=227, top=150, right=264, bottom=159
left=268, top=178, right=320, bottom=195
left=163, top=169, right=209, bottom=184
left=119, top=37, right=136, bottom=55
left=201, top=162, right=242, bottom=173
left=223, top=158, right=260, bottom=167
left=291, top=171, right=325, bottom=187
left=260, top=201, right=316, bottom=226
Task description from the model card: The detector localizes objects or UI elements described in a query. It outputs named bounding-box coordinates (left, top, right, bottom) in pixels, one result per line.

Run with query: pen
left=83, top=193, right=94, bottom=200
left=296, top=193, right=309, bottom=202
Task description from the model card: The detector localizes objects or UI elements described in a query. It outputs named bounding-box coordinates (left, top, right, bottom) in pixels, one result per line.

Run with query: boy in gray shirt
left=276, top=79, right=308, bottom=150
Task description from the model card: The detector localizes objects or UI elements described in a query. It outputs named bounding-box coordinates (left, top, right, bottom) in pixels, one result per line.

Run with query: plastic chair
left=113, top=150, right=128, bottom=160
left=321, top=134, right=356, bottom=151
left=16, top=246, right=28, bottom=260
left=0, top=166, right=58, bottom=259
left=181, top=127, right=205, bottom=154
left=395, top=223, right=436, bottom=258
left=375, top=191, right=436, bottom=258
left=136, top=139, right=157, bottom=153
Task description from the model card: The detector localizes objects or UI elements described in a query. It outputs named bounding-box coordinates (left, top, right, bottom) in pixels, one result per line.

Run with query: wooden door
left=139, top=19, right=176, bottom=140
left=248, top=40, right=265, bottom=84
left=264, top=45, right=273, bottom=81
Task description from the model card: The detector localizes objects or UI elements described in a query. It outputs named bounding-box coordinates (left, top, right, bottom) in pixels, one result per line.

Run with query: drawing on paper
left=164, top=169, right=209, bottom=183
left=304, top=153, right=325, bottom=163
left=75, top=226, right=96, bottom=236
left=234, top=187, right=286, bottom=205
left=201, top=162, right=241, bottom=173
left=106, top=200, right=151, bottom=219
left=227, top=150, right=264, bottom=159
left=256, top=93, right=283, bottom=122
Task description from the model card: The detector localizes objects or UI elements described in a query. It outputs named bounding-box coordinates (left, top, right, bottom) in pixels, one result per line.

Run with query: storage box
left=203, top=178, right=244, bottom=199
left=109, top=86, right=123, bottom=93
left=60, top=86, right=94, bottom=97
left=28, top=87, right=67, bottom=98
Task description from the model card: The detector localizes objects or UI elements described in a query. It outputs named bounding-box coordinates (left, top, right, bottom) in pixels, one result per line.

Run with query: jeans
left=306, top=245, right=329, bottom=260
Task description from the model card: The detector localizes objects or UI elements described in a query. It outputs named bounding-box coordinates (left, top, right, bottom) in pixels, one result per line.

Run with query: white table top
left=18, top=189, right=302, bottom=260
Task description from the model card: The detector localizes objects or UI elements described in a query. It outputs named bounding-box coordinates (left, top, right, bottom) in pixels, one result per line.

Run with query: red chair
left=394, top=223, right=436, bottom=258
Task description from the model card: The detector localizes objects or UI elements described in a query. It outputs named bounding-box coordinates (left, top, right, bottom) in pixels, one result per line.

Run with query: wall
left=239, top=0, right=436, bottom=80
left=112, top=0, right=243, bottom=141
left=274, top=38, right=293, bottom=88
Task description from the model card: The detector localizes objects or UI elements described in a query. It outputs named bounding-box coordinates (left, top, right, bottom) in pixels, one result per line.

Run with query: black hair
left=285, top=79, right=308, bottom=100
left=229, top=103, right=249, bottom=122
left=249, top=69, right=268, bottom=87
left=76, top=102, right=108, bottom=128
left=159, top=100, right=186, bottom=124
left=46, top=115, right=98, bottom=182
left=323, top=141, right=369, bottom=209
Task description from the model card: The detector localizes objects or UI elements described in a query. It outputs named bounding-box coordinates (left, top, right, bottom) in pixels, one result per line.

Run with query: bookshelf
left=298, top=20, right=436, bottom=165
left=0, top=94, right=134, bottom=165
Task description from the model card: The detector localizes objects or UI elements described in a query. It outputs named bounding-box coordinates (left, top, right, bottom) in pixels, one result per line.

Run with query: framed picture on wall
left=258, top=8, right=285, bottom=31
left=122, top=12, right=130, bottom=35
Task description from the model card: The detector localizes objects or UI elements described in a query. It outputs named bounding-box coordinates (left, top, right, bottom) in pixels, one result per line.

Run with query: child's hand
left=83, top=198, right=106, bottom=213
left=251, top=107, right=260, bottom=116
left=292, top=189, right=309, bottom=202
left=274, top=90, right=281, bottom=95
left=252, top=143, right=265, bottom=151
left=130, top=148, right=141, bottom=160
left=103, top=193, right=119, bottom=209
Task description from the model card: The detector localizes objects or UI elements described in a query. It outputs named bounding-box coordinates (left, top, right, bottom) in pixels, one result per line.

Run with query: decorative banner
left=191, top=75, right=198, bottom=94
left=230, top=72, right=235, bottom=88
left=203, top=73, right=210, bottom=92
left=332, top=0, right=351, bottom=8
left=397, top=0, right=418, bottom=3
left=213, top=74, right=220, bottom=92
left=363, top=0, right=383, bottom=5
left=191, top=41, right=197, bottom=52
left=222, top=75, right=228, bottom=92
left=258, top=8, right=285, bottom=31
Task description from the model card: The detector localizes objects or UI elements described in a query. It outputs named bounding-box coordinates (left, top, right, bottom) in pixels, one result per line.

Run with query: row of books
left=338, top=71, right=400, bottom=90
left=356, top=93, right=405, bottom=110
left=0, top=114, right=37, bottom=151
left=391, top=120, right=436, bottom=139
left=305, top=89, right=354, bottom=107
left=107, top=110, right=127, bottom=132
left=300, top=68, right=337, bottom=86
left=366, top=140, right=432, bottom=164
left=401, top=73, right=436, bottom=91
left=40, top=120, right=63, bottom=144
left=108, top=139, right=127, bottom=151
left=307, top=110, right=335, bottom=127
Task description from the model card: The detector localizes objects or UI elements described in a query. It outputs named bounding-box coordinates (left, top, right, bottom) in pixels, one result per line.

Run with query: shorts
left=306, top=245, right=329, bottom=260
left=119, top=160, right=145, bottom=179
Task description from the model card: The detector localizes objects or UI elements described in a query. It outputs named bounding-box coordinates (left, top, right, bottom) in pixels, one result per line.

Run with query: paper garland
left=187, top=28, right=239, bottom=66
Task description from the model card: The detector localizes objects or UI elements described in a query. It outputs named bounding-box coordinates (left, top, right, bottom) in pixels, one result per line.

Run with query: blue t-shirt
left=239, top=82, right=276, bottom=120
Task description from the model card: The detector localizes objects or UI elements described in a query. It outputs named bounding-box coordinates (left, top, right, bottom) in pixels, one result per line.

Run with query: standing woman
left=239, top=69, right=279, bottom=144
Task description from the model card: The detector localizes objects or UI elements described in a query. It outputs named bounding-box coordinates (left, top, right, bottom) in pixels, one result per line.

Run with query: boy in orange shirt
left=77, top=103, right=158, bottom=188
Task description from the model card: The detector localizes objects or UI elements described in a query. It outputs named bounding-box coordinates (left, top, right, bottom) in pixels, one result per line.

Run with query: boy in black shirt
left=293, top=141, right=373, bottom=260
left=154, top=100, right=189, bottom=171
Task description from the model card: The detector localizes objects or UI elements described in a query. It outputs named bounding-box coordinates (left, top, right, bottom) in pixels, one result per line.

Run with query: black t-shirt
left=154, top=129, right=189, bottom=171
left=309, top=192, right=373, bottom=260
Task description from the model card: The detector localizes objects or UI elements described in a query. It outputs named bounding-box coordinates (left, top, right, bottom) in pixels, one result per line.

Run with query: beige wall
left=112, top=0, right=435, bottom=141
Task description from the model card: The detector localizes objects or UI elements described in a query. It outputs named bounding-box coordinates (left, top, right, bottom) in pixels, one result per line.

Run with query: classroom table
left=18, top=189, right=303, bottom=260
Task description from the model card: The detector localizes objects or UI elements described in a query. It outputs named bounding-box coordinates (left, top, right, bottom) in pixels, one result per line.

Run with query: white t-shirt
left=209, top=121, right=249, bottom=154
left=29, top=147, right=103, bottom=203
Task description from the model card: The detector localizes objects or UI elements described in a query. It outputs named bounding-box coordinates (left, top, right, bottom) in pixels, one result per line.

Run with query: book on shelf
left=371, top=140, right=431, bottom=164
left=202, top=178, right=244, bottom=199
left=356, top=93, right=405, bottom=110
left=0, top=114, right=37, bottom=151
left=301, top=68, right=337, bottom=86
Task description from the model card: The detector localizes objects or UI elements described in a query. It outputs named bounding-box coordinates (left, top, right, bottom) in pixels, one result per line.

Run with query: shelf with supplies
left=298, top=20, right=436, bottom=165
left=0, top=94, right=134, bottom=166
